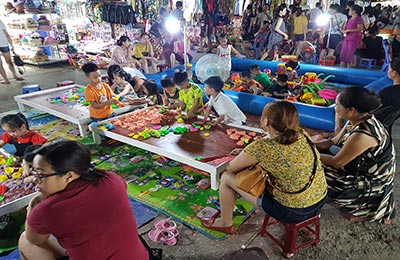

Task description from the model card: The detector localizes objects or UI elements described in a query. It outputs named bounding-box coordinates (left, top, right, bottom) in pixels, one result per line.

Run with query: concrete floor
left=1, top=62, right=399, bottom=260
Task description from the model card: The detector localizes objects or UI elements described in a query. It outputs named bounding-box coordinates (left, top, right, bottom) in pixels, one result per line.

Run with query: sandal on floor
left=154, top=219, right=179, bottom=236
left=148, top=229, right=177, bottom=245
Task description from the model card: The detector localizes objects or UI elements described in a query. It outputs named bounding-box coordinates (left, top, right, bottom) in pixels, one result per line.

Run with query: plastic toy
left=130, top=155, right=147, bottom=163
left=196, top=206, right=220, bottom=219
left=0, top=184, right=6, bottom=195
left=196, top=179, right=211, bottom=189
left=277, top=64, right=286, bottom=75
left=203, top=133, right=210, bottom=137
left=5, top=156, right=14, bottom=166
left=0, top=175, right=8, bottom=182
left=158, top=176, right=177, bottom=187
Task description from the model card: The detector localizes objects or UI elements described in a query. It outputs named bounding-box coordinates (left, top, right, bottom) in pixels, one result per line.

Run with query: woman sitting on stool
left=201, top=101, right=327, bottom=234
left=314, top=87, right=396, bottom=223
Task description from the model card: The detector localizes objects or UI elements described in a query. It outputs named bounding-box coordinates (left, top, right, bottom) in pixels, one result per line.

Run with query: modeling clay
left=6, top=156, right=14, bottom=166
left=0, top=175, right=8, bottom=182
left=204, top=133, right=210, bottom=137
left=191, top=123, right=201, bottom=129
left=0, top=196, right=4, bottom=202
left=173, top=126, right=189, bottom=134
left=0, top=157, right=5, bottom=164
left=204, top=125, right=211, bottom=130
left=200, top=127, right=204, bottom=131
left=12, top=171, right=22, bottom=179
left=0, top=185, right=6, bottom=195
left=195, top=156, right=203, bottom=161
left=4, top=167, right=14, bottom=174
left=189, top=127, right=198, bottom=132
left=152, top=125, right=162, bottom=130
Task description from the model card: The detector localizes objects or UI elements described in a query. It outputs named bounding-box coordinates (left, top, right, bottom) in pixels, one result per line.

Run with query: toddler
left=250, top=64, right=272, bottom=92
left=83, top=62, right=117, bottom=122
left=284, top=60, right=299, bottom=81
left=0, top=113, right=47, bottom=157
left=161, top=76, right=180, bottom=109
left=199, top=76, right=246, bottom=126
left=239, top=71, right=263, bottom=95
left=111, top=69, right=138, bottom=99
left=173, top=69, right=204, bottom=119
left=217, top=34, right=245, bottom=72
left=143, top=80, right=163, bottom=106
left=271, top=74, right=290, bottom=99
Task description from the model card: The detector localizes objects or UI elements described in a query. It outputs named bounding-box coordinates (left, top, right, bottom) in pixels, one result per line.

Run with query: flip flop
left=201, top=218, right=235, bottom=234
left=15, top=77, right=25, bottom=81
left=154, top=219, right=179, bottom=237
left=0, top=81, right=10, bottom=84
left=148, top=229, right=177, bottom=245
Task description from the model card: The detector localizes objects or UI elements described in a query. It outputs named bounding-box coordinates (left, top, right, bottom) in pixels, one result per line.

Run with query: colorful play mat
left=0, top=109, right=255, bottom=242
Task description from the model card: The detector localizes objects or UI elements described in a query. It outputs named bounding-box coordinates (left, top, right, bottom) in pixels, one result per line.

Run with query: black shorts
left=174, top=53, right=193, bottom=64
left=294, top=34, right=305, bottom=41
left=322, top=34, right=343, bottom=50
left=257, top=190, right=327, bottom=223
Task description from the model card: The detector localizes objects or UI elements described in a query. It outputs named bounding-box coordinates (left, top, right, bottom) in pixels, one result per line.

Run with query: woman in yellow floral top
left=202, top=101, right=327, bottom=234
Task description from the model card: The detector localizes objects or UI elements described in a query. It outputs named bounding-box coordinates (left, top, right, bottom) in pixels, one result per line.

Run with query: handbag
left=236, top=164, right=267, bottom=197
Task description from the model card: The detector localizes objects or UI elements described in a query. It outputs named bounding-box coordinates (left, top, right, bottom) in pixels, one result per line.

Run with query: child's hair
left=35, top=140, right=106, bottom=184
left=368, top=24, right=379, bottom=35
left=23, top=144, right=42, bottom=163
left=114, top=69, right=132, bottom=82
left=219, top=34, right=227, bottom=41
left=204, top=76, right=224, bottom=93
left=241, top=71, right=252, bottom=79
left=82, top=62, right=99, bottom=76
left=144, top=80, right=163, bottom=105
left=160, top=76, right=174, bottom=88
left=176, top=1, right=183, bottom=8
left=173, top=69, right=189, bottom=85
left=250, top=65, right=260, bottom=71
left=140, top=32, right=149, bottom=39
left=116, top=35, right=130, bottom=46
left=285, top=60, right=299, bottom=70
left=277, top=74, right=289, bottom=82
left=1, top=113, right=29, bottom=130
left=107, top=64, right=122, bottom=80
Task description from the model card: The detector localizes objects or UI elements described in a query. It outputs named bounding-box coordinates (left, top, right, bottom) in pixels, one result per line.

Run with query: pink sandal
left=154, top=219, right=179, bottom=237
left=148, top=229, right=177, bottom=245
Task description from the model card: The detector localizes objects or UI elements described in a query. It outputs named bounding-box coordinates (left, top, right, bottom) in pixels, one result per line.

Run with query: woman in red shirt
left=18, top=141, right=149, bottom=260
left=0, top=113, right=47, bottom=157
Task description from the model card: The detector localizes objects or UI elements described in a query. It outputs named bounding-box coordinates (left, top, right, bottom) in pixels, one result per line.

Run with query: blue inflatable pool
left=145, top=59, right=389, bottom=132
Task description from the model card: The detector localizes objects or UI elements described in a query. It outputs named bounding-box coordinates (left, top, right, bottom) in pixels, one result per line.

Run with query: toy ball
left=195, top=54, right=230, bottom=83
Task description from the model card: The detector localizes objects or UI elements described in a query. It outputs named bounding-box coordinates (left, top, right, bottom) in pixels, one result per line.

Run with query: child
left=143, top=80, right=163, bottom=106
left=199, top=76, right=246, bottom=126
left=284, top=60, right=299, bottom=81
left=239, top=71, right=263, bottom=95
left=250, top=64, right=272, bottom=92
left=111, top=69, right=138, bottom=99
left=217, top=34, right=245, bottom=72
left=83, top=62, right=118, bottom=122
left=161, top=76, right=180, bottom=109
left=22, top=144, right=41, bottom=182
left=173, top=69, right=204, bottom=119
left=0, top=113, right=47, bottom=157
left=271, top=74, right=290, bottom=99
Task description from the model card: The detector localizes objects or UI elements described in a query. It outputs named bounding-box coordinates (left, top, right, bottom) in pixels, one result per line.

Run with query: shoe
left=148, top=229, right=177, bottom=245
left=201, top=218, right=235, bottom=234
left=154, top=219, right=179, bottom=237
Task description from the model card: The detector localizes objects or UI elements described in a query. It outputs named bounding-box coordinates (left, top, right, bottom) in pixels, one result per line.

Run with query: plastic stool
left=22, top=84, right=41, bottom=94
left=56, top=80, right=75, bottom=87
left=359, top=58, right=376, bottom=69
left=260, top=214, right=320, bottom=258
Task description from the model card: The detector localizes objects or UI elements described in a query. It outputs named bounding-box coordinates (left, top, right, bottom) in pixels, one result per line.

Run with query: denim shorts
left=0, top=46, right=10, bottom=53
left=257, top=191, right=326, bottom=223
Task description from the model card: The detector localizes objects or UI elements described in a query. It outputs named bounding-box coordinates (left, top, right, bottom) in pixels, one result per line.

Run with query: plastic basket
left=319, top=58, right=335, bottom=66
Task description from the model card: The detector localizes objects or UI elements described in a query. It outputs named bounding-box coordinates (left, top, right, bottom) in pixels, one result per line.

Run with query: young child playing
left=284, top=60, right=299, bottom=81
left=239, top=71, right=263, bottom=95
left=161, top=76, right=180, bottom=109
left=22, top=144, right=42, bottom=182
left=83, top=62, right=118, bottom=122
left=111, top=69, right=147, bottom=105
left=271, top=74, right=290, bottom=99
left=250, top=64, right=272, bottom=92
left=0, top=113, right=47, bottom=157
left=217, top=34, right=245, bottom=72
left=173, top=69, right=204, bottom=119
left=143, top=80, right=163, bottom=106
left=199, top=76, right=246, bottom=126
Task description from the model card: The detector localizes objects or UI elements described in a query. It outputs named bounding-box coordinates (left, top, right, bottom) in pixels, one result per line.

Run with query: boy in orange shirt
left=83, top=62, right=118, bottom=121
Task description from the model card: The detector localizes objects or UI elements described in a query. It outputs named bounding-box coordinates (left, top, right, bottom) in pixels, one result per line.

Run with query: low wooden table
left=90, top=107, right=263, bottom=190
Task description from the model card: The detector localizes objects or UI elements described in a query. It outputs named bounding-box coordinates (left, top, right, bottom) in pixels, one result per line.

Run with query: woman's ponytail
left=277, top=128, right=299, bottom=145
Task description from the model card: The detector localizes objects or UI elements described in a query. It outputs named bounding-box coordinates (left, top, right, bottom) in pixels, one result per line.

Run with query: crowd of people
left=105, top=1, right=400, bottom=73
left=1, top=1, right=400, bottom=259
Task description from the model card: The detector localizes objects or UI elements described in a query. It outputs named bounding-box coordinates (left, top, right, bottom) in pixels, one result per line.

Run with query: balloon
left=195, top=54, right=230, bottom=83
